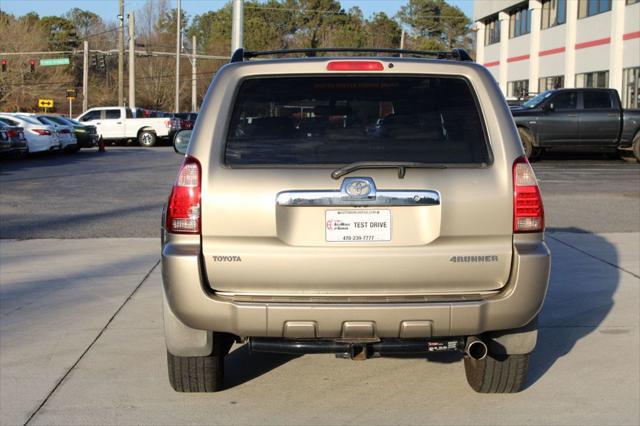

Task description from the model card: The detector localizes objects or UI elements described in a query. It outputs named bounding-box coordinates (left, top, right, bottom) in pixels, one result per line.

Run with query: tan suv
left=162, top=48, right=551, bottom=393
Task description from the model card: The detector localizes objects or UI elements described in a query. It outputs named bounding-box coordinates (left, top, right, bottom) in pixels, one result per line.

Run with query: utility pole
left=118, top=0, right=125, bottom=106
left=192, top=35, right=197, bottom=112
left=128, top=12, right=135, bottom=111
left=231, top=0, right=243, bottom=52
left=174, top=0, right=181, bottom=113
left=400, top=29, right=406, bottom=57
left=82, top=40, right=89, bottom=113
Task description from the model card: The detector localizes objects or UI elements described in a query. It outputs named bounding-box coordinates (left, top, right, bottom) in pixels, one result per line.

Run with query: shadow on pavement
left=220, top=227, right=619, bottom=390
left=525, top=227, right=618, bottom=388
left=533, top=150, right=622, bottom=162
left=0, top=148, right=174, bottom=178
left=0, top=201, right=162, bottom=239
left=224, top=345, right=299, bottom=389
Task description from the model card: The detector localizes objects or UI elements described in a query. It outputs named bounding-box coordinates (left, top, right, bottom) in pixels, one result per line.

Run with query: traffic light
left=97, top=54, right=106, bottom=71
left=29, top=59, right=35, bottom=73
left=1, top=59, right=6, bottom=72
left=90, top=54, right=97, bottom=67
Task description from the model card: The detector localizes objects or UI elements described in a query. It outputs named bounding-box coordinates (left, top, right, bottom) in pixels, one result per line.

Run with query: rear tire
left=464, top=352, right=530, bottom=393
left=167, top=351, right=224, bottom=392
left=518, top=128, right=540, bottom=160
left=166, top=333, right=234, bottom=392
left=138, top=130, right=157, bottom=147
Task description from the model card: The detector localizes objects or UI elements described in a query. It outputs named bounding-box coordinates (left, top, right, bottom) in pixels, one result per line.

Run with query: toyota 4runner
left=162, top=48, right=551, bottom=393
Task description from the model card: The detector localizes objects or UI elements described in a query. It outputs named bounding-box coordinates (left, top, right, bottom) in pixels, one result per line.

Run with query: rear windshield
left=225, top=76, right=489, bottom=166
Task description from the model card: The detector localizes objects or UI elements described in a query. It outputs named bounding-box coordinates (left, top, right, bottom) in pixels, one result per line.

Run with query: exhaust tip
left=466, top=338, right=488, bottom=361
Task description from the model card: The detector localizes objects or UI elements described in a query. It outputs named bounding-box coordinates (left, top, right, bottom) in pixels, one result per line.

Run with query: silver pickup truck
left=162, top=48, right=551, bottom=394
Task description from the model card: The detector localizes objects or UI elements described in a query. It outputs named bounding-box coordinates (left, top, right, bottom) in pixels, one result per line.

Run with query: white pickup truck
left=76, top=107, right=171, bottom=147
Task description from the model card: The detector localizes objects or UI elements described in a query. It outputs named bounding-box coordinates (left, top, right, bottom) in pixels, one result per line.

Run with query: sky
left=0, top=0, right=475, bottom=23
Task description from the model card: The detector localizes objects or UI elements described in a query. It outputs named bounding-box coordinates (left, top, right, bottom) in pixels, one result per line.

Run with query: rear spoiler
left=230, top=48, right=473, bottom=63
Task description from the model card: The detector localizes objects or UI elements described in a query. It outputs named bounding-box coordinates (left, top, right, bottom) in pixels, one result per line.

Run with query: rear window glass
left=583, top=92, right=612, bottom=109
left=16, top=115, right=40, bottom=125
left=105, top=110, right=121, bottom=119
left=225, top=76, right=490, bottom=166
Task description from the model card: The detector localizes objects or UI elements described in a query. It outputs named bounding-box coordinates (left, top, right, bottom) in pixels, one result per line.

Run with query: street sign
left=38, top=99, right=54, bottom=108
left=66, top=89, right=77, bottom=99
left=40, top=58, right=70, bottom=67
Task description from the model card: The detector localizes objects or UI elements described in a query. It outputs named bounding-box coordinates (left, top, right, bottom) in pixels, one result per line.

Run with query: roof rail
left=229, top=47, right=473, bottom=63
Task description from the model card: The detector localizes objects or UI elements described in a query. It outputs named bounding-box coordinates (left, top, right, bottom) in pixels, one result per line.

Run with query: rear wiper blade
left=331, top=161, right=447, bottom=180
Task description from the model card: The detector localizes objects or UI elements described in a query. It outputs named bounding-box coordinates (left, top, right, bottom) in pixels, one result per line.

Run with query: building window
left=509, top=6, right=531, bottom=38
left=484, top=18, right=500, bottom=45
left=539, top=75, right=565, bottom=92
left=578, top=0, right=612, bottom=18
left=541, top=0, right=566, bottom=29
left=575, top=71, right=609, bottom=88
left=508, top=80, right=530, bottom=97
left=622, top=67, right=640, bottom=108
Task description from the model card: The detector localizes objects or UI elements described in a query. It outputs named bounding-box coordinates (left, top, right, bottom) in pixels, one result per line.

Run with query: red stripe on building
left=507, top=54, right=530, bottom=63
left=539, top=47, right=565, bottom=57
left=484, top=61, right=500, bottom=67
left=623, top=31, right=640, bottom=41
left=575, top=37, right=611, bottom=49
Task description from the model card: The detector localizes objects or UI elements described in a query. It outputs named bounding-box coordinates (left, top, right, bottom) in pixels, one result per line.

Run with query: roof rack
left=229, top=48, right=473, bottom=63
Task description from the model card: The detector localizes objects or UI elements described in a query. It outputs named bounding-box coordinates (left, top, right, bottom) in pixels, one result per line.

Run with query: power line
left=0, top=69, right=219, bottom=87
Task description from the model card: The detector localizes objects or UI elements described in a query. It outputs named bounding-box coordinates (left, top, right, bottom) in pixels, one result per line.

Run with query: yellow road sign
left=38, top=99, right=54, bottom=108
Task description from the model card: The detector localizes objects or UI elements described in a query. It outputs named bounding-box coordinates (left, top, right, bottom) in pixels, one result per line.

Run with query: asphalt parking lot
left=1, top=148, right=639, bottom=425
left=1, top=148, right=638, bottom=238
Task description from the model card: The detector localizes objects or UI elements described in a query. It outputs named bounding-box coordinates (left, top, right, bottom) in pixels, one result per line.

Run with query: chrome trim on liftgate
left=276, top=177, right=441, bottom=207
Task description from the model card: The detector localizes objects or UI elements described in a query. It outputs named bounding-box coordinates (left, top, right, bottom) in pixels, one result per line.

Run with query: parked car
left=0, top=121, right=28, bottom=158
left=161, top=48, right=551, bottom=394
left=25, top=114, right=78, bottom=152
left=511, top=88, right=640, bottom=161
left=76, top=106, right=171, bottom=147
left=0, top=114, right=61, bottom=153
left=168, top=112, right=198, bottom=141
left=42, top=115, right=98, bottom=150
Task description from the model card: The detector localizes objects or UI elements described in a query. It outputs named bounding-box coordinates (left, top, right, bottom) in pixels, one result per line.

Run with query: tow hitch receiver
left=249, top=338, right=465, bottom=360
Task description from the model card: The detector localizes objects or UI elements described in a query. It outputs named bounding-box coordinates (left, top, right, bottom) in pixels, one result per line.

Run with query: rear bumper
left=77, top=134, right=98, bottom=147
left=162, top=235, right=550, bottom=338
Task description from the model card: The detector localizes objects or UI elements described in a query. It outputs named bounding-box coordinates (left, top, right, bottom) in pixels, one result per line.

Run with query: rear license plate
left=325, top=210, right=391, bottom=242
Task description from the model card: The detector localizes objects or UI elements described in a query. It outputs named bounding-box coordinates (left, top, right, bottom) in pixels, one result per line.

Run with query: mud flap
left=486, top=316, right=538, bottom=355
left=163, top=290, right=213, bottom=357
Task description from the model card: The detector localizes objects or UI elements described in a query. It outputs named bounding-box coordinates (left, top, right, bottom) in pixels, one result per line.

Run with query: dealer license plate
left=325, top=210, right=391, bottom=242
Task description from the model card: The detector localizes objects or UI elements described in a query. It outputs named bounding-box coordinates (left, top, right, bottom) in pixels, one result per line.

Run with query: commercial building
left=473, top=0, right=640, bottom=107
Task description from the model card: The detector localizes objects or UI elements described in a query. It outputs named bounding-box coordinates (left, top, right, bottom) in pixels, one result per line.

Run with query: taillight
left=513, top=156, right=544, bottom=233
left=165, top=119, right=172, bottom=128
left=31, top=128, right=51, bottom=136
left=7, top=129, right=17, bottom=138
left=166, top=156, right=201, bottom=234
left=326, top=60, right=384, bottom=71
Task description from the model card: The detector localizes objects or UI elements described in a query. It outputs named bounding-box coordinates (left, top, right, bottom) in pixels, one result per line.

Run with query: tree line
left=0, top=0, right=471, bottom=113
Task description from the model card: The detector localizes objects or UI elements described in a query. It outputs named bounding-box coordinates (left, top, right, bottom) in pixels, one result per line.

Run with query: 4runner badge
left=449, top=256, right=498, bottom=263
left=213, top=256, right=242, bottom=262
